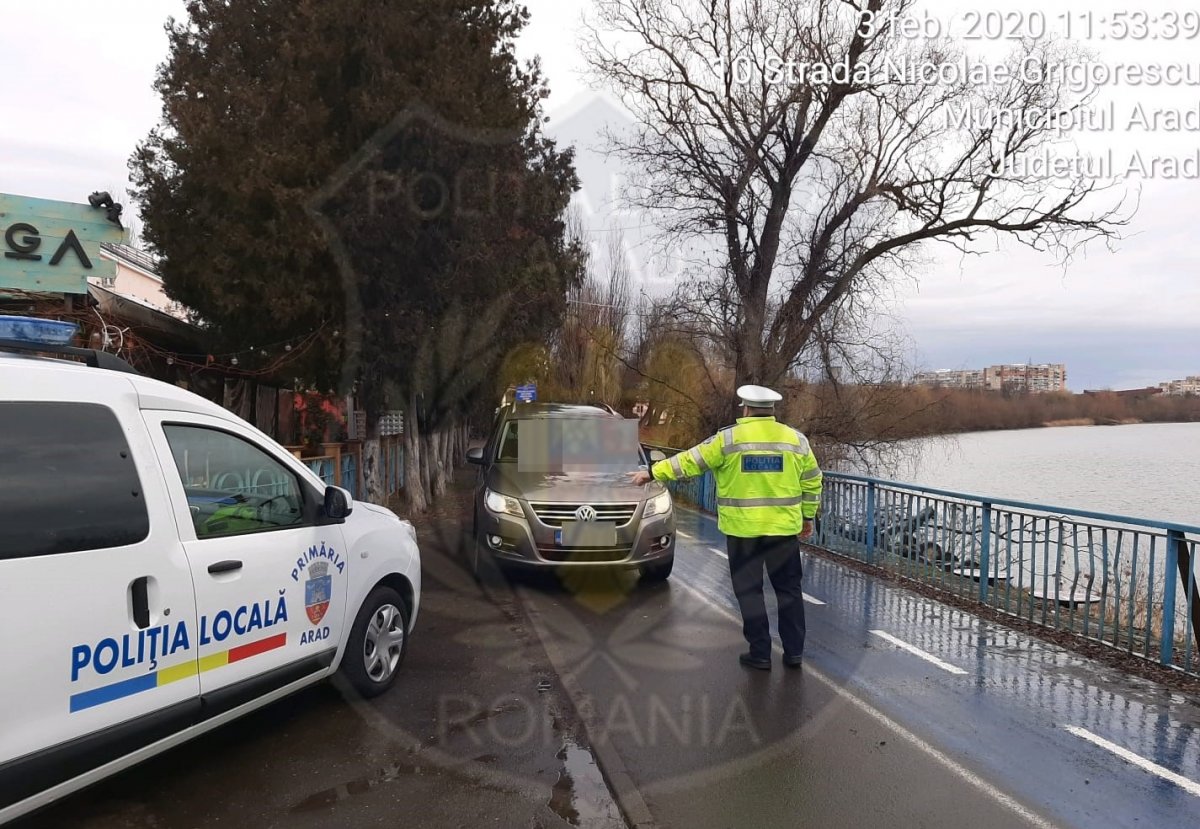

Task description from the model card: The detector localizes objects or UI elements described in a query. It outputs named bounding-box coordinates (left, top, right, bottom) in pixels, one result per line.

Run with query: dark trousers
left=726, top=535, right=806, bottom=660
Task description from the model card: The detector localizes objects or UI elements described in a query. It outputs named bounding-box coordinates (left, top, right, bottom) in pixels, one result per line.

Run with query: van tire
left=341, top=586, right=409, bottom=698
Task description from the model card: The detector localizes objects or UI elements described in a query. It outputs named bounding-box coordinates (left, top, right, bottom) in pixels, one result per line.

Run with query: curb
left=476, top=568, right=658, bottom=829
left=522, top=598, right=659, bottom=829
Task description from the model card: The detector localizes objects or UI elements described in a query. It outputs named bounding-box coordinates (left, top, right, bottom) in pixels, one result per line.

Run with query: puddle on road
left=290, top=760, right=422, bottom=813
left=548, top=739, right=624, bottom=828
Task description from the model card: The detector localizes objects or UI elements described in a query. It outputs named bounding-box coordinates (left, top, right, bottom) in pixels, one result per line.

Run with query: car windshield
left=497, top=417, right=642, bottom=472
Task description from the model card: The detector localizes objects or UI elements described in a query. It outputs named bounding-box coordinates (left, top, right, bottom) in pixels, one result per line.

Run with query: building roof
left=100, top=243, right=161, bottom=278
left=88, top=283, right=201, bottom=350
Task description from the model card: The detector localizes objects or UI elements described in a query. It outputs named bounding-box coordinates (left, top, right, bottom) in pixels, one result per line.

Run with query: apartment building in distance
left=910, top=368, right=986, bottom=390
left=913, top=363, right=1068, bottom=393
left=1158, top=376, right=1200, bottom=396
left=985, top=363, right=1068, bottom=393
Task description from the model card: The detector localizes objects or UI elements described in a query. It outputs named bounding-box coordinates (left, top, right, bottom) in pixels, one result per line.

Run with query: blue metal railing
left=659, top=456, right=1200, bottom=678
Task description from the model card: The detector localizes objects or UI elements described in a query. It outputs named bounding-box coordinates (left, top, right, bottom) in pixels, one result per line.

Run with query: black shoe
left=782, top=654, right=803, bottom=669
left=739, top=652, right=772, bottom=671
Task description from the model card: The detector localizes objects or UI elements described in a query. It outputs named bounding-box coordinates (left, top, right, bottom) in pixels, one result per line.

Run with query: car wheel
left=471, top=531, right=507, bottom=583
left=641, top=556, right=674, bottom=582
left=471, top=532, right=488, bottom=580
left=469, top=510, right=483, bottom=578
left=341, top=586, right=409, bottom=698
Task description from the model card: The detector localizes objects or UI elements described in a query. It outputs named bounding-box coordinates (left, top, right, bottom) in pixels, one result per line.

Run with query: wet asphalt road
left=17, top=492, right=1200, bottom=829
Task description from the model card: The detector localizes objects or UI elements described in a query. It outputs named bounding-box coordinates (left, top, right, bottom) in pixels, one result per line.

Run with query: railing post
left=1161, top=530, right=1182, bottom=666
left=978, top=502, right=992, bottom=604
left=865, top=481, right=876, bottom=564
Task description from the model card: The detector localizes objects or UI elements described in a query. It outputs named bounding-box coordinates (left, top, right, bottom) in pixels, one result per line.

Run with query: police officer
left=630, top=385, right=822, bottom=670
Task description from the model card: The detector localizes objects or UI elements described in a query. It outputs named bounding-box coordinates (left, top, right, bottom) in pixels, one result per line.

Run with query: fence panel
left=303, top=440, right=407, bottom=501
left=302, top=456, right=336, bottom=486
left=819, top=473, right=1200, bottom=678
left=340, top=451, right=359, bottom=500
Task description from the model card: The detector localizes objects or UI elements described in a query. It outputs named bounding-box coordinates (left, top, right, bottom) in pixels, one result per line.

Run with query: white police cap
left=737, top=384, right=782, bottom=407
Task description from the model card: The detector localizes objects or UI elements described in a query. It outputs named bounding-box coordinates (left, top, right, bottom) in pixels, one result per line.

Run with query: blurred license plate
left=556, top=521, right=616, bottom=547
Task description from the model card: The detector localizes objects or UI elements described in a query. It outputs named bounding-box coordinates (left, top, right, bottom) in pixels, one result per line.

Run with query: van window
left=0, top=402, right=150, bottom=559
left=162, top=425, right=306, bottom=538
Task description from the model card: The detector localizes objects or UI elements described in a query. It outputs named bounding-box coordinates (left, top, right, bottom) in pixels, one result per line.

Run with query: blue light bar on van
left=0, top=316, right=79, bottom=345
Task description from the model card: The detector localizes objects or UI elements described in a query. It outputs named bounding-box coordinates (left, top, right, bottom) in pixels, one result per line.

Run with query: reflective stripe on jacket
left=650, top=416, right=822, bottom=538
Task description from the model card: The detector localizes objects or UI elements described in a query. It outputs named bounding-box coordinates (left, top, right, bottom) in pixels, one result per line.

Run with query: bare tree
left=585, top=0, right=1127, bottom=426
left=552, top=217, right=634, bottom=406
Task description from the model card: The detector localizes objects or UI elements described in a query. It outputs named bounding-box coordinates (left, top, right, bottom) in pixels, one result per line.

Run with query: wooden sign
left=0, top=193, right=129, bottom=294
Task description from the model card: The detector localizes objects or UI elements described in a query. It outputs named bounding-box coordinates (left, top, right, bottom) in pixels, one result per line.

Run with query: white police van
left=0, top=319, right=422, bottom=824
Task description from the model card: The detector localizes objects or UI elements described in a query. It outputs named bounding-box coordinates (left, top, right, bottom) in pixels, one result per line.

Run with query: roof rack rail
left=0, top=338, right=140, bottom=375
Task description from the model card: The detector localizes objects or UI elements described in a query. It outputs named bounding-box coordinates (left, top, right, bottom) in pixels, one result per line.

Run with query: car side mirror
left=323, top=486, right=353, bottom=522
left=466, top=447, right=485, bottom=465
left=649, top=449, right=666, bottom=462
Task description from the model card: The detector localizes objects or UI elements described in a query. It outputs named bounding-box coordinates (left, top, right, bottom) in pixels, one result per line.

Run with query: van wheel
left=642, top=556, right=674, bottom=582
left=341, top=586, right=409, bottom=698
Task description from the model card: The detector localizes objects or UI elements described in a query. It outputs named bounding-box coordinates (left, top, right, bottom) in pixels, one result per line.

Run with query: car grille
left=528, top=502, right=639, bottom=527
left=537, top=546, right=634, bottom=563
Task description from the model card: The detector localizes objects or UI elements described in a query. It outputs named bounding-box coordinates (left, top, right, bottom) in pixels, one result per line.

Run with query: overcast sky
left=2, top=0, right=1197, bottom=390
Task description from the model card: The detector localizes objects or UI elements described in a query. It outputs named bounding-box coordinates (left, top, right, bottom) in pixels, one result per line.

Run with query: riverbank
left=799, top=384, right=1200, bottom=444
left=1042, top=417, right=1144, bottom=427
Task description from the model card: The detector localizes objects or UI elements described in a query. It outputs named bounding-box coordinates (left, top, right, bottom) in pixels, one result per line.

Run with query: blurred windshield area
left=499, top=417, right=642, bottom=472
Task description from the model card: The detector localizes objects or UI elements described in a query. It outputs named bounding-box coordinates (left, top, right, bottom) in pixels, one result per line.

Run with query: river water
left=876, top=422, right=1200, bottom=528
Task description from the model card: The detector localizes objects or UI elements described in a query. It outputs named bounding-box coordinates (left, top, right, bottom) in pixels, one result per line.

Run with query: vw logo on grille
left=575, top=505, right=597, bottom=522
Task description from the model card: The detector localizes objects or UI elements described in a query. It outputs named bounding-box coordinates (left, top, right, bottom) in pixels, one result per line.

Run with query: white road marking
left=1066, top=726, right=1200, bottom=798
left=676, top=530, right=693, bottom=539
left=673, top=579, right=1056, bottom=829
left=869, top=630, right=968, bottom=676
left=709, top=546, right=728, bottom=559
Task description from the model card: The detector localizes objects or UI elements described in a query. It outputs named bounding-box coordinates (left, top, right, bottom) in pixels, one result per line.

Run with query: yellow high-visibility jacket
left=651, top=416, right=822, bottom=538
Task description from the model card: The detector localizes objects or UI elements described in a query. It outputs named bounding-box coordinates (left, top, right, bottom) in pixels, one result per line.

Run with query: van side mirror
left=649, top=449, right=666, bottom=462
left=323, top=486, right=353, bottom=522
left=466, top=447, right=485, bottom=465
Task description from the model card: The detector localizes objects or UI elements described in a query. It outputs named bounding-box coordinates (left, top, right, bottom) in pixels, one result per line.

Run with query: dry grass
left=1090, top=588, right=1194, bottom=651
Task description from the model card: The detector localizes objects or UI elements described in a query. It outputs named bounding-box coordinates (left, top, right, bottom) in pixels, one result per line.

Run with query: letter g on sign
left=4, top=223, right=42, bottom=261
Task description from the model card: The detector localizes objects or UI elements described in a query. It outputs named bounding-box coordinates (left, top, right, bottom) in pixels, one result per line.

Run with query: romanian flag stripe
left=198, top=651, right=228, bottom=674
left=229, top=632, right=287, bottom=662
left=69, top=633, right=288, bottom=713
left=68, top=673, right=157, bottom=713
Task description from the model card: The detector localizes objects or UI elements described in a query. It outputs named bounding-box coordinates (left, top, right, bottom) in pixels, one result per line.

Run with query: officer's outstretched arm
left=651, top=434, right=724, bottom=482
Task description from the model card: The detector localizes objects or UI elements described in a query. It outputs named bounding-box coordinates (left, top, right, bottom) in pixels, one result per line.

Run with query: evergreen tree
left=132, top=0, right=581, bottom=506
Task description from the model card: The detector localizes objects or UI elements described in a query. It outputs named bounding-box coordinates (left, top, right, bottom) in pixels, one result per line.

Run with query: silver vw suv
left=467, top=402, right=676, bottom=581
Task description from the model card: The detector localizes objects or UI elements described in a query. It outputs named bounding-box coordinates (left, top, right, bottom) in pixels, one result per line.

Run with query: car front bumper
left=477, top=505, right=676, bottom=569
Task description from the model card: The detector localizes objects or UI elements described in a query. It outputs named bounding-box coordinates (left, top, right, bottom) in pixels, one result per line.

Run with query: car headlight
left=643, top=489, right=673, bottom=518
left=484, top=489, right=523, bottom=517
